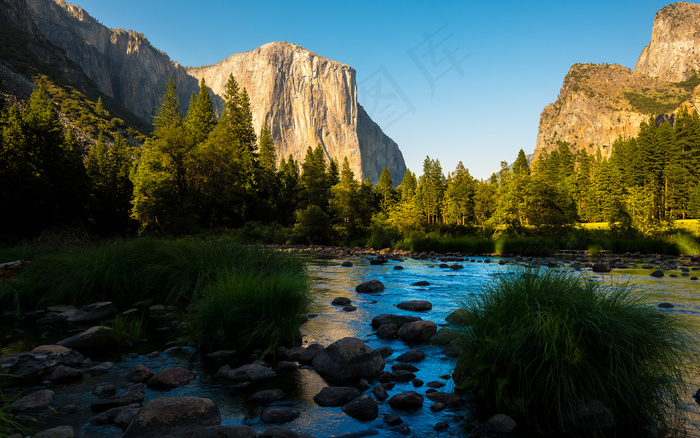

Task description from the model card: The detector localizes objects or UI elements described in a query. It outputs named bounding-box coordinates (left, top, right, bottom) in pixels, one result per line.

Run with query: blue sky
left=72, top=0, right=675, bottom=180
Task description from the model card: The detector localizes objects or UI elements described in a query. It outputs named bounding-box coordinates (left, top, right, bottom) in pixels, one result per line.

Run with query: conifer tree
left=186, top=78, right=216, bottom=146
left=374, top=167, right=396, bottom=214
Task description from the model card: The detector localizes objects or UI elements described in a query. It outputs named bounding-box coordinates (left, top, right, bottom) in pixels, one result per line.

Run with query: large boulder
left=342, top=395, right=378, bottom=421
left=224, top=364, right=276, bottom=382
left=313, top=386, right=359, bottom=407
left=397, top=321, right=437, bottom=342
left=122, top=397, right=221, bottom=438
left=355, top=280, right=385, bottom=293
left=261, top=407, right=300, bottom=424
left=312, top=337, right=384, bottom=383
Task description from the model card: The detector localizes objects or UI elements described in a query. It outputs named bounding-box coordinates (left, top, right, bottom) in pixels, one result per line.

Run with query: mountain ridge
left=22, top=0, right=406, bottom=183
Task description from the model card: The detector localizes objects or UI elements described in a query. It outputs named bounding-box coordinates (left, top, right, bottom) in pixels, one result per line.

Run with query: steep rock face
left=25, top=0, right=198, bottom=120
left=635, top=2, right=700, bottom=82
left=188, top=42, right=405, bottom=182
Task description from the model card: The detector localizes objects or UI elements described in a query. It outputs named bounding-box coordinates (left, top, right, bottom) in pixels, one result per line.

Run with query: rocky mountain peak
left=635, top=1, right=700, bottom=82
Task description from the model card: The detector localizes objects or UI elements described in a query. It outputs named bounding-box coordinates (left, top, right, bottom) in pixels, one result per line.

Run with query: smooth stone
left=650, top=270, right=664, bottom=278
left=261, top=407, right=300, bottom=424
left=313, top=386, right=359, bottom=407
left=393, top=424, right=411, bottom=435
left=388, top=391, right=424, bottom=410
left=434, top=421, right=449, bottom=431
left=393, top=265, right=404, bottom=270
left=341, top=261, right=353, bottom=267
left=123, top=396, right=221, bottom=438
left=299, top=343, right=324, bottom=364
left=392, top=370, right=416, bottom=382
left=372, top=385, right=388, bottom=401
left=48, top=365, right=83, bottom=383
left=395, top=349, right=425, bottom=363
left=426, top=380, right=446, bottom=388
left=383, top=413, right=403, bottom=426
left=391, top=363, right=419, bottom=372
left=376, top=323, right=398, bottom=339
left=90, top=384, right=145, bottom=413
left=370, top=314, right=422, bottom=329
left=226, top=364, right=276, bottom=382
left=430, top=402, right=446, bottom=412
left=127, top=364, right=154, bottom=383
left=332, top=297, right=351, bottom=306
left=374, top=346, right=394, bottom=358
left=396, top=300, right=432, bottom=311
left=411, top=281, right=430, bottom=286
left=10, top=389, right=55, bottom=413
left=0, top=345, right=83, bottom=384
left=342, top=395, right=378, bottom=421
left=251, top=389, right=285, bottom=404
left=343, top=305, right=357, bottom=312
left=312, top=337, right=384, bottom=383
left=397, top=320, right=437, bottom=342
left=114, top=408, right=141, bottom=431
left=84, top=361, right=114, bottom=376
left=355, top=280, right=385, bottom=293
left=93, top=383, right=117, bottom=398
left=412, top=379, right=424, bottom=387
left=147, top=367, right=195, bottom=389
left=259, top=426, right=308, bottom=438
left=90, top=403, right=141, bottom=425
left=658, top=302, right=675, bottom=309
left=487, top=414, right=517, bottom=434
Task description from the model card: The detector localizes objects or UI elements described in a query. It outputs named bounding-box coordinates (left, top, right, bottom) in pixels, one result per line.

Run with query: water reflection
left=4, top=255, right=700, bottom=437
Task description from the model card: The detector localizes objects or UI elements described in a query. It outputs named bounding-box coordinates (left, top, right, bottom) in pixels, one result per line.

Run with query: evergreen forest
left=2, top=74, right=700, bottom=252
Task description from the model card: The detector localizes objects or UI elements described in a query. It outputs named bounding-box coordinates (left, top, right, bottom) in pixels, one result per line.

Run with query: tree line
left=2, top=76, right=700, bottom=244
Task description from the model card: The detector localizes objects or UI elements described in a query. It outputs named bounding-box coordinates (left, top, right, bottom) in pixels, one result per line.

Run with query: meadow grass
left=185, top=270, right=312, bottom=353
left=1, top=238, right=307, bottom=313
left=454, top=269, right=695, bottom=436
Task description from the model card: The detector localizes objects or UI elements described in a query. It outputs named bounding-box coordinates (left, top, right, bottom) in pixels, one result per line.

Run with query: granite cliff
left=534, top=2, right=700, bottom=161
left=22, top=0, right=406, bottom=183
left=188, top=42, right=406, bottom=183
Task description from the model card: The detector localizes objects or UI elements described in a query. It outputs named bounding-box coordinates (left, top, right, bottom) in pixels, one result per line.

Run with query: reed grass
left=185, top=270, right=312, bottom=353
left=454, top=269, right=695, bottom=436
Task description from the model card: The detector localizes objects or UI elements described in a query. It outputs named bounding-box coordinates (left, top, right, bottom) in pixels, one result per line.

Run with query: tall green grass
left=454, top=269, right=695, bottom=436
left=0, top=385, right=27, bottom=437
left=1, top=238, right=307, bottom=313
left=397, top=235, right=494, bottom=254
left=186, top=271, right=312, bottom=352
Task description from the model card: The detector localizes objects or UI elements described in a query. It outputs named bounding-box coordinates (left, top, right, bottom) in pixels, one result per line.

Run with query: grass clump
left=454, top=269, right=695, bottom=436
left=186, top=270, right=312, bottom=353
left=0, top=386, right=27, bottom=437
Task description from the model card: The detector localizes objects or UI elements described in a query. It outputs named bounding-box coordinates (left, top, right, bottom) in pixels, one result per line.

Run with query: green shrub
left=293, top=206, right=331, bottom=244
left=454, top=269, right=694, bottom=435
left=186, top=270, right=311, bottom=353
left=494, top=236, right=557, bottom=257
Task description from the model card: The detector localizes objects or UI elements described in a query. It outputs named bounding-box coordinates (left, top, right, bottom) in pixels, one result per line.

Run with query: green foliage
left=293, top=205, right=331, bottom=244
left=97, top=314, right=145, bottom=346
left=186, top=269, right=311, bottom=353
left=0, top=385, right=27, bottom=438
left=494, top=236, right=557, bottom=257
left=454, top=269, right=695, bottom=436
left=1, top=238, right=304, bottom=313
left=623, top=90, right=690, bottom=115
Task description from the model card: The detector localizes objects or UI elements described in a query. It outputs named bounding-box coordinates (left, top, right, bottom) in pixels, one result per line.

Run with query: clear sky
left=71, top=0, right=675, bottom=180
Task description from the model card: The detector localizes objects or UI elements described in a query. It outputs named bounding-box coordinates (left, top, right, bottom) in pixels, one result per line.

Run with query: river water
left=3, top=254, right=700, bottom=437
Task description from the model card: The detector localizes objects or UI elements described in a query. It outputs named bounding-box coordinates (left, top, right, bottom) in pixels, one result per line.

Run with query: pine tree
left=329, top=157, right=360, bottom=238
left=186, top=78, right=216, bottom=146
left=513, top=149, right=530, bottom=176
left=443, top=161, right=475, bottom=225
left=374, top=167, right=396, bottom=214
